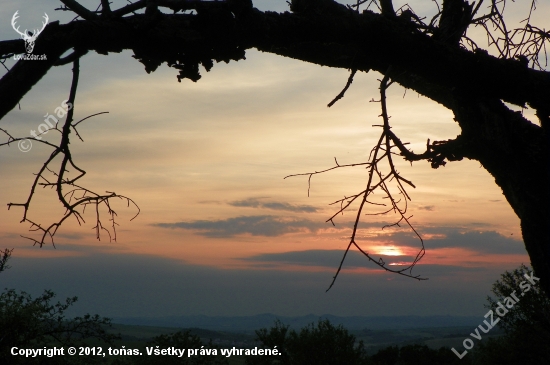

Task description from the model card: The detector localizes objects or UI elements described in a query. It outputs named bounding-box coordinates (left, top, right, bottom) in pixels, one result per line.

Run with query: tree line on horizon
left=2, top=261, right=549, bottom=364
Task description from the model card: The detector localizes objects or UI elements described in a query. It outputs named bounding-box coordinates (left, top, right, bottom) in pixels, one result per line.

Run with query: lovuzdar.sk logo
left=11, top=11, right=49, bottom=60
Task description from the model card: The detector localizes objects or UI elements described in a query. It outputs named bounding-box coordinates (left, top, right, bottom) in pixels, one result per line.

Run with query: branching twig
left=288, top=72, right=429, bottom=291
left=3, top=58, right=138, bottom=246
left=284, top=157, right=371, bottom=197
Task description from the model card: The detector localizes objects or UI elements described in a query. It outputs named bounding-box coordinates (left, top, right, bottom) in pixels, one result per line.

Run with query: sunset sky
left=1, top=0, right=545, bottom=320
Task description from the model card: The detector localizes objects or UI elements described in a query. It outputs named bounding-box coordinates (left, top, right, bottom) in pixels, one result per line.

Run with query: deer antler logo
left=11, top=11, right=49, bottom=54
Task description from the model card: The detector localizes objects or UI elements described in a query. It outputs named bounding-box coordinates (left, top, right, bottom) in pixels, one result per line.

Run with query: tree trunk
left=453, top=99, right=550, bottom=295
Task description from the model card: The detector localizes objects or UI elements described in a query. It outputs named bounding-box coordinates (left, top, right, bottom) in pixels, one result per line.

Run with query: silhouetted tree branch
left=288, top=73, right=427, bottom=289
left=2, top=58, right=139, bottom=246
left=0, top=0, right=549, bottom=296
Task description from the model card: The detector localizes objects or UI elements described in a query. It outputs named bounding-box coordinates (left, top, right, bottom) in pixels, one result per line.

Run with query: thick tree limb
left=0, top=21, right=70, bottom=118
left=59, top=0, right=100, bottom=20
left=1, top=4, right=549, bottom=119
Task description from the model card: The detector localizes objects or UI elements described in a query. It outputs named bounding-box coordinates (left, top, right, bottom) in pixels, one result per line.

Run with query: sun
left=375, top=245, right=405, bottom=256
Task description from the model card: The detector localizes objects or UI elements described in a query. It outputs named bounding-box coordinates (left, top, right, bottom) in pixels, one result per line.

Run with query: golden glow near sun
left=375, top=246, right=405, bottom=256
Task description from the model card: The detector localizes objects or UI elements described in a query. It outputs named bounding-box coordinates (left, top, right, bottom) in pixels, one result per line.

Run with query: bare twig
left=328, top=69, right=357, bottom=107
left=284, top=157, right=371, bottom=197
left=288, top=72, right=428, bottom=291
left=4, top=59, right=138, bottom=246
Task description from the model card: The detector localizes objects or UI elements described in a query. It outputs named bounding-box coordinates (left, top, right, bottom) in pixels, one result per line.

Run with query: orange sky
left=0, top=0, right=544, bottom=318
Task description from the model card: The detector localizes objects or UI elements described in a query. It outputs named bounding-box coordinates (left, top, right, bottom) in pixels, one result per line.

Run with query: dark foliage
left=111, top=330, right=228, bottom=365
left=371, top=344, right=466, bottom=365
left=470, top=264, right=550, bottom=365
left=0, top=248, right=12, bottom=273
left=246, top=319, right=369, bottom=365
left=0, top=288, right=118, bottom=364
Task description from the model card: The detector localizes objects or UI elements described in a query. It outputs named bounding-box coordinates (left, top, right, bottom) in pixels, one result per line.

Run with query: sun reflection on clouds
left=388, top=262, right=410, bottom=266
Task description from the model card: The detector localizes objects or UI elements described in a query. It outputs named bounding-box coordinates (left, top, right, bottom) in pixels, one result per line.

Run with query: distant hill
left=112, top=313, right=480, bottom=332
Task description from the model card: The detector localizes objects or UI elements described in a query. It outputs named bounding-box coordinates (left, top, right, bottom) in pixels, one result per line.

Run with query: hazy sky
left=1, top=0, right=545, bottom=320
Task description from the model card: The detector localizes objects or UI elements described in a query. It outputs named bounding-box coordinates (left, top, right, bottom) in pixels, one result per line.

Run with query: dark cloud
left=55, top=233, right=86, bottom=240
left=411, top=264, right=492, bottom=276
left=0, top=233, right=20, bottom=240
left=197, top=200, right=223, bottom=205
left=229, top=198, right=318, bottom=213
left=427, top=230, right=526, bottom=254
left=417, top=205, right=435, bottom=211
left=370, top=228, right=527, bottom=255
left=154, top=215, right=327, bottom=238
left=464, top=222, right=492, bottom=227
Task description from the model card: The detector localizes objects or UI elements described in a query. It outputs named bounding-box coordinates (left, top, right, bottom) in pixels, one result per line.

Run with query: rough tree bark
left=0, top=0, right=549, bottom=295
